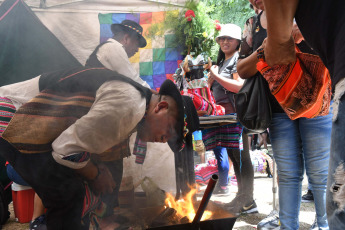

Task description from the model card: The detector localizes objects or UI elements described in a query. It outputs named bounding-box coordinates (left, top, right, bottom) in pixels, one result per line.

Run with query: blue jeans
left=213, top=146, right=229, bottom=187
left=270, top=112, right=332, bottom=230
left=6, top=164, right=29, bottom=186
left=327, top=81, right=345, bottom=229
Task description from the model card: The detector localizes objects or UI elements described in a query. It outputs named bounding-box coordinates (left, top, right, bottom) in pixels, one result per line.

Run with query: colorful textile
left=195, top=158, right=218, bottom=185
left=202, top=123, right=243, bottom=151
left=81, top=183, right=106, bottom=228
left=0, top=97, right=15, bottom=137
left=250, top=149, right=273, bottom=175
left=133, top=135, right=148, bottom=164
left=257, top=49, right=331, bottom=120
left=182, top=87, right=223, bottom=116
left=98, top=12, right=184, bottom=91
left=62, top=152, right=91, bottom=163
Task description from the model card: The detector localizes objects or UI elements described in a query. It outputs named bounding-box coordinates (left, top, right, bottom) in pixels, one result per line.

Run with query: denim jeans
left=270, top=112, right=332, bottom=230
left=213, top=146, right=230, bottom=187
left=6, top=164, right=29, bottom=186
left=327, top=80, right=345, bottom=230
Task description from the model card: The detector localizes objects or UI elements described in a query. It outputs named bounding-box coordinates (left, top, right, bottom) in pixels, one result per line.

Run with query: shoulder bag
left=256, top=46, right=331, bottom=120
left=234, top=72, right=272, bottom=133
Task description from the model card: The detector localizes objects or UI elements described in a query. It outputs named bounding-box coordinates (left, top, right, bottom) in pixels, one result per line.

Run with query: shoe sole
left=241, top=207, right=259, bottom=214
left=301, top=200, right=314, bottom=203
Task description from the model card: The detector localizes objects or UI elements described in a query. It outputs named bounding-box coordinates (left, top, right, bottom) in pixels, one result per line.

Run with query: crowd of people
left=0, top=0, right=344, bottom=229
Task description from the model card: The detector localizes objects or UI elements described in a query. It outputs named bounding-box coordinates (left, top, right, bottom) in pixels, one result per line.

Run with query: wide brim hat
left=159, top=80, right=199, bottom=152
left=216, top=23, right=242, bottom=43
left=111, top=20, right=147, bottom=48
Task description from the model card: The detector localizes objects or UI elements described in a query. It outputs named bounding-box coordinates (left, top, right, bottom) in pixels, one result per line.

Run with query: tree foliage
left=201, top=0, right=255, bottom=29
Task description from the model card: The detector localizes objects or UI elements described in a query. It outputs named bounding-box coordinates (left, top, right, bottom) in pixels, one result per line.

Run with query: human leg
left=299, top=114, right=331, bottom=229
left=269, top=113, right=303, bottom=230
left=0, top=138, right=86, bottom=230
left=226, top=132, right=254, bottom=209
left=213, top=146, right=229, bottom=188
left=326, top=86, right=345, bottom=229
left=101, top=159, right=123, bottom=216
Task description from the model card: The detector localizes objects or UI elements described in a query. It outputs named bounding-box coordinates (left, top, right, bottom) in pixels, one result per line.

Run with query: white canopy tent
left=0, top=0, right=190, bottom=194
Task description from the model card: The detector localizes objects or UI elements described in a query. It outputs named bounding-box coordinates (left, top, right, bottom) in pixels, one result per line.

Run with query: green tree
left=201, top=0, right=255, bottom=29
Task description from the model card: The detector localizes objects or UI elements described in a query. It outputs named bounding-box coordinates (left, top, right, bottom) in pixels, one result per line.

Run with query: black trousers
left=0, top=138, right=86, bottom=230
left=228, top=132, right=254, bottom=201
left=101, top=159, right=123, bottom=217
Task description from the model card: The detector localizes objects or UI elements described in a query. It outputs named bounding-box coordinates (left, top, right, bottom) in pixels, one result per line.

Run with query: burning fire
left=164, top=187, right=212, bottom=222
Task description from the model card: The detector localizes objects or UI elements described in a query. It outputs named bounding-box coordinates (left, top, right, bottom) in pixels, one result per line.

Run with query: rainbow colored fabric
left=98, top=12, right=184, bottom=91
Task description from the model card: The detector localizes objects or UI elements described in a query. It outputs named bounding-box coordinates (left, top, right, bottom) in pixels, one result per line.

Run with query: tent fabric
left=0, top=0, right=185, bottom=194
left=99, top=12, right=184, bottom=90
left=0, top=0, right=81, bottom=86
left=24, top=0, right=185, bottom=12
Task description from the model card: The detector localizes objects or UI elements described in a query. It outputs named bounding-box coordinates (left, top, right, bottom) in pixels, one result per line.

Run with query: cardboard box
left=11, top=182, right=35, bottom=223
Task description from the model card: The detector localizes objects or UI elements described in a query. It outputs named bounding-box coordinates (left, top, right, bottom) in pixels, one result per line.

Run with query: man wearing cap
left=85, top=19, right=150, bottom=88
left=0, top=66, right=198, bottom=229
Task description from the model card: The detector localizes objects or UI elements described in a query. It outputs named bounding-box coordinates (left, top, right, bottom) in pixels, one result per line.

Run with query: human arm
left=51, top=81, right=146, bottom=193
left=236, top=16, right=261, bottom=79
left=209, top=65, right=244, bottom=93
left=75, top=161, right=116, bottom=195
left=237, top=51, right=260, bottom=79
left=262, top=0, right=299, bottom=66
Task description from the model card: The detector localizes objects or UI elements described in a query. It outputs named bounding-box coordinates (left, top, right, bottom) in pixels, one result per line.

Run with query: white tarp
left=5, top=0, right=188, bottom=194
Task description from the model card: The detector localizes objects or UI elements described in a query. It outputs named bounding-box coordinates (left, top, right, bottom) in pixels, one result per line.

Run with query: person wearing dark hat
left=85, top=19, right=150, bottom=88
left=0, top=66, right=198, bottom=229
left=85, top=20, right=154, bottom=220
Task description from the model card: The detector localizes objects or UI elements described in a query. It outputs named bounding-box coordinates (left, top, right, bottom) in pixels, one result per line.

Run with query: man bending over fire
left=0, top=67, right=198, bottom=230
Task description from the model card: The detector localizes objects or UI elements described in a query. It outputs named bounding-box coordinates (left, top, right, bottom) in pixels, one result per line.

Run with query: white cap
left=216, top=24, right=242, bottom=43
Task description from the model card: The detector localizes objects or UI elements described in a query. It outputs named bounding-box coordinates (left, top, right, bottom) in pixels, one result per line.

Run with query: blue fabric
left=327, top=95, right=345, bottom=229
left=213, top=146, right=229, bottom=187
left=6, top=164, right=29, bottom=186
left=270, top=112, right=332, bottom=230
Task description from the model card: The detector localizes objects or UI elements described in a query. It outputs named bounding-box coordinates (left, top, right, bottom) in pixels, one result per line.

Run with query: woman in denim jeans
left=236, top=0, right=332, bottom=228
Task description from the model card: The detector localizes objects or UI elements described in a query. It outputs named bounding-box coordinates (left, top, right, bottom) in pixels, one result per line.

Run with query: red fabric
left=181, top=87, right=225, bottom=116
left=257, top=49, right=331, bottom=120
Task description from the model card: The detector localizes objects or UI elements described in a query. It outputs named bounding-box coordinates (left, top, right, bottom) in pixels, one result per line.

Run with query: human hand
left=264, top=36, right=296, bottom=66
left=292, top=23, right=303, bottom=44
left=209, top=65, right=218, bottom=77
left=207, top=72, right=214, bottom=88
left=89, top=163, right=116, bottom=195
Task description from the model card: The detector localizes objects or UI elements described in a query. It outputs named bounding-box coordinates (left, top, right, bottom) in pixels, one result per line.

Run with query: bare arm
left=236, top=52, right=259, bottom=79
left=263, top=0, right=299, bottom=66
left=209, top=66, right=244, bottom=93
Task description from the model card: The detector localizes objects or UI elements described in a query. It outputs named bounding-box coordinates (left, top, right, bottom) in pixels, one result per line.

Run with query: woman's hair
left=216, top=40, right=241, bottom=65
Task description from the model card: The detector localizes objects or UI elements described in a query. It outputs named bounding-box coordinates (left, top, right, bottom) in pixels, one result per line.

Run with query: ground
left=2, top=145, right=316, bottom=229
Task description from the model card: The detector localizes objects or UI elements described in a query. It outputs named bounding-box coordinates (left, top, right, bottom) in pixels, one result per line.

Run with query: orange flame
left=164, top=187, right=212, bottom=222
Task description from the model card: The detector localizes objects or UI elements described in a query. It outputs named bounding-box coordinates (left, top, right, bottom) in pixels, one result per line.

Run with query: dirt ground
left=2, top=145, right=316, bottom=230
left=1, top=175, right=315, bottom=230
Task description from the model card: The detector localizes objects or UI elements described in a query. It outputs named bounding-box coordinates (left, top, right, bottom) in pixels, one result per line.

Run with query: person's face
left=218, top=37, right=240, bottom=54
left=123, top=35, right=140, bottom=58
left=137, top=101, right=177, bottom=143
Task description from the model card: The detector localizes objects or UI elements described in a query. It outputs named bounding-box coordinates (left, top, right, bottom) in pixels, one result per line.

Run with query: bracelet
left=257, top=48, right=265, bottom=61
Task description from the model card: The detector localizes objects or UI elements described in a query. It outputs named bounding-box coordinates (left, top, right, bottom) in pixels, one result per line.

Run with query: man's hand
left=89, top=163, right=116, bottom=195
left=264, top=36, right=296, bottom=66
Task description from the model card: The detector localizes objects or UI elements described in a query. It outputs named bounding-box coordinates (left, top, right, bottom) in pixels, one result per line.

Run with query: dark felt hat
left=159, top=80, right=199, bottom=152
left=111, top=20, right=147, bottom=48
